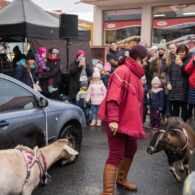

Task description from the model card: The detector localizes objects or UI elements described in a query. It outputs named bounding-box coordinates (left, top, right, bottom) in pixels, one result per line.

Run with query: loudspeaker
left=60, top=14, right=78, bottom=39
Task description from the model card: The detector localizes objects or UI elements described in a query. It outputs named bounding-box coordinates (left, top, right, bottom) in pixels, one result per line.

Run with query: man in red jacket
left=98, top=44, right=150, bottom=195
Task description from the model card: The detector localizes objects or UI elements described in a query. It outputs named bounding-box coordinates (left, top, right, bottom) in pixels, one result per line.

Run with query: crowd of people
left=13, top=46, right=61, bottom=100
left=10, top=41, right=195, bottom=130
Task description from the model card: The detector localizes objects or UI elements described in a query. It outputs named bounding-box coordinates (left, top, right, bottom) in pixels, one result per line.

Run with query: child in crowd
left=35, top=47, right=57, bottom=93
left=102, top=62, right=111, bottom=88
left=76, top=81, right=90, bottom=125
left=86, top=70, right=107, bottom=127
left=95, top=62, right=111, bottom=88
left=148, top=76, right=164, bottom=130
left=141, top=75, right=148, bottom=123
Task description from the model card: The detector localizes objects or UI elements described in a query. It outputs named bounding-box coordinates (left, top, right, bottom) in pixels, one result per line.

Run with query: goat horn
left=158, top=129, right=166, bottom=133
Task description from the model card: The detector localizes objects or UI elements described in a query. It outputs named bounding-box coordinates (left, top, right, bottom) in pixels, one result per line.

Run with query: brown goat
left=147, top=117, right=195, bottom=182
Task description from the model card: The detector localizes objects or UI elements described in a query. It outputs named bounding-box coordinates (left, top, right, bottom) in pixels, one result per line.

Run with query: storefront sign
left=104, top=21, right=141, bottom=30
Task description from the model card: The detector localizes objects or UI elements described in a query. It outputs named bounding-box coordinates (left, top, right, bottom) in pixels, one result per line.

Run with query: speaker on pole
left=59, top=14, right=78, bottom=39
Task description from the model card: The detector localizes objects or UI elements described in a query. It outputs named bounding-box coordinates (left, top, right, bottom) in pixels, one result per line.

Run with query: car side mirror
left=36, top=97, right=48, bottom=108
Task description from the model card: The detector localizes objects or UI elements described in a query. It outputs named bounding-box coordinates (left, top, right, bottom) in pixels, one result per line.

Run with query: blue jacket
left=15, top=64, right=38, bottom=88
left=149, top=88, right=164, bottom=109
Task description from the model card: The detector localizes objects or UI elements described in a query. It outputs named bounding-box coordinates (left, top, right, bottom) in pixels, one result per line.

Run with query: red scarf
left=98, top=57, right=148, bottom=139
left=48, top=55, right=59, bottom=62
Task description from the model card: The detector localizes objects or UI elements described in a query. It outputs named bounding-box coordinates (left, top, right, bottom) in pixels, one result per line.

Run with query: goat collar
left=17, top=147, right=49, bottom=184
left=171, top=128, right=189, bottom=152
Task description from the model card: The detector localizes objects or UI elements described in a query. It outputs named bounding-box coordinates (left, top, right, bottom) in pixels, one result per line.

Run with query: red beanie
left=76, top=50, right=85, bottom=58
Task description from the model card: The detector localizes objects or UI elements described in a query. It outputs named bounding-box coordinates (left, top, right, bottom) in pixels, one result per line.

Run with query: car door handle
left=0, top=120, right=9, bottom=128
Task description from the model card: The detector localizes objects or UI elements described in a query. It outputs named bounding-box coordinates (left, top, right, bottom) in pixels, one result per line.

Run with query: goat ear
left=64, top=145, right=79, bottom=156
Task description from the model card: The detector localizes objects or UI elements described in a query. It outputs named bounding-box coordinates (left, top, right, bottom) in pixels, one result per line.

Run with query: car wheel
left=59, top=125, right=81, bottom=164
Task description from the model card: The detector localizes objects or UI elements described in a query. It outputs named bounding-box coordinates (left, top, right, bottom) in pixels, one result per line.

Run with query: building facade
left=82, top=0, right=195, bottom=52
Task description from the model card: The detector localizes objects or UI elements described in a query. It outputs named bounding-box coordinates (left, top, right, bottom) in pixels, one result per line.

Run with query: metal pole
left=67, top=38, right=70, bottom=72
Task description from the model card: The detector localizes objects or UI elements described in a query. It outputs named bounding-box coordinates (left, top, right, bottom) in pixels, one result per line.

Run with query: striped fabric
left=188, top=88, right=195, bottom=104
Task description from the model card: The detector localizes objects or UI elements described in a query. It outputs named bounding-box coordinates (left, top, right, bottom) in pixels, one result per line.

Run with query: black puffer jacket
left=68, top=59, right=92, bottom=103
left=166, top=54, right=191, bottom=102
left=39, top=57, right=61, bottom=96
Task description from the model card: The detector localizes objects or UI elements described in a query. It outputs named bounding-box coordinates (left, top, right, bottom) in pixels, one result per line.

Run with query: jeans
left=82, top=107, right=90, bottom=122
left=92, top=105, right=100, bottom=120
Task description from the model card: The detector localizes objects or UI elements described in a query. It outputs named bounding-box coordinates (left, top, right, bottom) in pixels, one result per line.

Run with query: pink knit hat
left=76, top=50, right=85, bottom=58
left=104, top=62, right=111, bottom=72
left=39, top=47, right=47, bottom=56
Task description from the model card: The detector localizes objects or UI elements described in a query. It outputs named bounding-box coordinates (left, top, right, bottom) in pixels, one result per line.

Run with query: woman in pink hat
left=69, top=50, right=92, bottom=104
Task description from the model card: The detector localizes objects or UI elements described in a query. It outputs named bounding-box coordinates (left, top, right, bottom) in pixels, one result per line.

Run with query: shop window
left=104, top=9, right=141, bottom=47
left=152, top=4, right=195, bottom=53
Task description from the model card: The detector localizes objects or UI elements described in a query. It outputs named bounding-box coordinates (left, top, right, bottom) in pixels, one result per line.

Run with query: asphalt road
left=33, top=118, right=195, bottom=195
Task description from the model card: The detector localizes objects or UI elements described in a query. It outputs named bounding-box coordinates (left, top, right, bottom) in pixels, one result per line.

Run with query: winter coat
left=39, top=57, right=61, bottom=95
left=106, top=48, right=123, bottom=73
left=98, top=57, right=147, bottom=138
left=166, top=54, right=191, bottom=102
left=185, top=57, right=195, bottom=88
left=101, top=73, right=109, bottom=88
left=86, top=80, right=106, bottom=105
left=15, top=65, right=38, bottom=88
left=35, top=54, right=49, bottom=75
left=76, top=89, right=90, bottom=108
left=149, top=88, right=164, bottom=109
left=69, top=59, right=92, bottom=103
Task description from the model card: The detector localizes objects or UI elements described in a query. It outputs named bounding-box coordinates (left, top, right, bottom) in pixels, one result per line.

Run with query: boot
left=90, top=120, right=96, bottom=127
left=116, top=157, right=137, bottom=191
left=101, top=164, right=117, bottom=195
left=97, top=120, right=102, bottom=127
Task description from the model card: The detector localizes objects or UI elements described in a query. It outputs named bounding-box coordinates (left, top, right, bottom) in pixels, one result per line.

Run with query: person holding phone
left=166, top=44, right=191, bottom=121
left=69, top=50, right=92, bottom=104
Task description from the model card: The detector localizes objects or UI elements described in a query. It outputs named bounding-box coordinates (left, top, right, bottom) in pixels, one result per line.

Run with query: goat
left=0, top=123, right=46, bottom=149
left=147, top=117, right=195, bottom=182
left=0, top=139, right=78, bottom=195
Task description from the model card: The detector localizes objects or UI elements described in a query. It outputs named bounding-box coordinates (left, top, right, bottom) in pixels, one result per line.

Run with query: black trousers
left=171, top=101, right=188, bottom=122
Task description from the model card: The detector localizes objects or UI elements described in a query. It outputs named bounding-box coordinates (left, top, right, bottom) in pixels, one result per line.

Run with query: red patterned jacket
left=98, top=57, right=147, bottom=139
